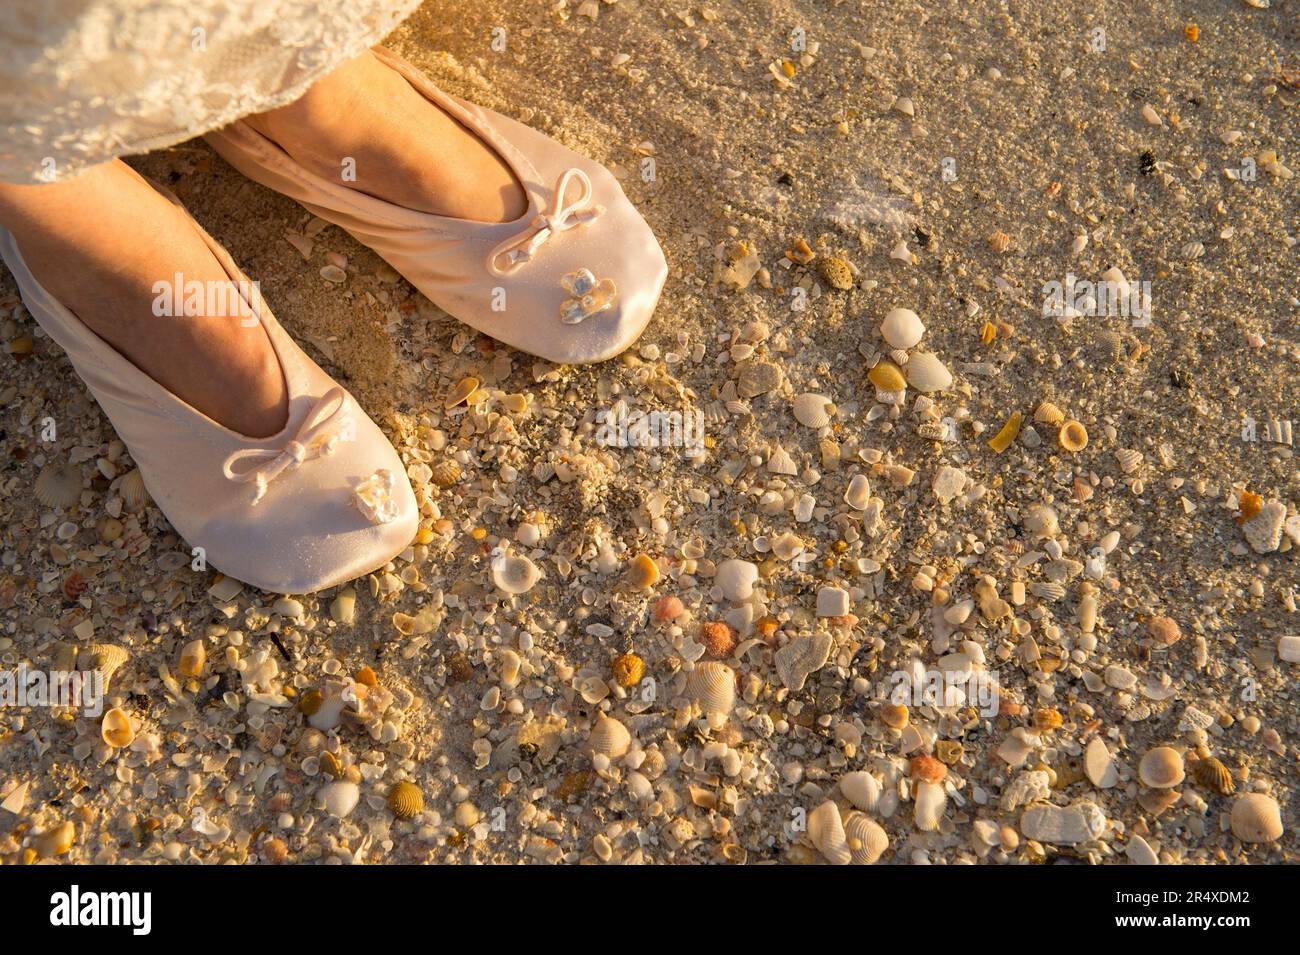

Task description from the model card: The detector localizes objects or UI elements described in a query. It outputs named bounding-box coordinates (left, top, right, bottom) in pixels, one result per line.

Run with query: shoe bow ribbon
left=222, top=387, right=352, bottom=504
left=488, top=167, right=605, bottom=276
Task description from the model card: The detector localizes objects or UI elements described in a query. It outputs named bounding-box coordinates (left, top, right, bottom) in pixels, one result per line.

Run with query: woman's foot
left=0, top=161, right=288, bottom=437
left=245, top=49, right=527, bottom=223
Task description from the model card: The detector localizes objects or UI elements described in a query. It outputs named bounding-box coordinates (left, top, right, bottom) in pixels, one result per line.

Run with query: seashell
left=774, top=632, right=833, bottom=691
left=1019, top=801, right=1106, bottom=845
left=1059, top=419, right=1088, bottom=452
left=840, top=771, right=880, bottom=812
left=117, top=468, right=150, bottom=510
left=1242, top=500, right=1286, bottom=554
left=767, top=443, right=798, bottom=476
left=319, top=751, right=344, bottom=778
left=792, top=392, right=834, bottom=428
left=1192, top=756, right=1234, bottom=796
left=1032, top=707, right=1064, bottom=733
left=588, top=713, right=632, bottom=758
left=611, top=652, right=645, bottom=687
left=352, top=468, right=399, bottom=525
left=914, top=780, right=947, bottom=831
left=1034, top=401, right=1065, bottom=426
left=905, top=351, right=952, bottom=392
left=688, top=661, right=737, bottom=715
left=653, top=595, right=685, bottom=623
left=1138, top=746, right=1185, bottom=788
left=910, top=754, right=947, bottom=784
left=330, top=588, right=357, bottom=625
left=387, top=781, right=425, bottom=819
left=880, top=702, right=909, bottom=729
left=699, top=621, right=737, bottom=659
left=1229, top=793, right=1283, bottom=843
left=627, top=553, right=660, bottom=590
left=817, top=255, right=854, bottom=290
left=492, top=553, right=540, bottom=595
left=844, top=474, right=871, bottom=510
left=80, top=643, right=129, bottom=694
left=843, top=810, right=888, bottom=864
left=867, top=360, right=907, bottom=392
left=987, top=229, right=1012, bottom=253
left=735, top=358, right=783, bottom=399
left=178, top=639, right=206, bottom=678
left=1098, top=330, right=1126, bottom=364
left=1114, top=448, right=1143, bottom=474
left=880, top=307, right=925, bottom=349
left=1148, top=615, right=1181, bottom=646
left=1030, top=581, right=1066, bottom=601
left=34, top=821, right=76, bottom=858
left=892, top=95, right=915, bottom=117
left=808, top=800, right=851, bottom=864
left=35, top=464, right=82, bottom=510
left=320, top=780, right=360, bottom=818
left=1083, top=737, right=1118, bottom=788
left=987, top=411, right=1023, bottom=453
left=1138, top=788, right=1181, bottom=816
left=444, top=376, right=480, bottom=409
left=429, top=458, right=462, bottom=488
left=715, top=559, right=758, bottom=602
left=101, top=707, right=135, bottom=748
left=97, top=516, right=124, bottom=543
left=1237, top=490, right=1263, bottom=523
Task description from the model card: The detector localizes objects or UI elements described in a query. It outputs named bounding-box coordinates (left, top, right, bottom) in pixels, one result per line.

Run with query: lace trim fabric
left=0, top=0, right=423, bottom=183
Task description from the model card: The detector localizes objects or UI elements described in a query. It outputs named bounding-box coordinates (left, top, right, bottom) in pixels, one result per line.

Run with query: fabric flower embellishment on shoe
left=487, top=167, right=605, bottom=276
left=559, top=268, right=619, bottom=325
left=351, top=468, right=400, bottom=525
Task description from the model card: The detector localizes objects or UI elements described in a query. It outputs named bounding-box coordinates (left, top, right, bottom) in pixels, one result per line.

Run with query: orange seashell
left=1237, top=491, right=1263, bottom=523
left=1148, top=615, right=1182, bottom=646
left=699, top=621, right=738, bottom=659
left=1059, top=419, right=1089, bottom=452
left=909, top=754, right=948, bottom=784
left=652, top=595, right=684, bottom=623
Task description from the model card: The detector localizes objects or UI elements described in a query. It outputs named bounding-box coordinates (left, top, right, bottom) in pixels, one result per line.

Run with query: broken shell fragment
left=987, top=411, right=1023, bottom=453
left=101, top=707, right=135, bottom=749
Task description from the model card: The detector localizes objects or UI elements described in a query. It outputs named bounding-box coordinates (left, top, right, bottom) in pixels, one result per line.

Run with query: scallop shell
left=792, top=393, right=834, bottom=428
left=117, top=468, right=150, bottom=511
left=736, top=359, right=783, bottom=399
left=1098, top=330, right=1127, bottom=363
left=588, top=713, right=632, bottom=758
left=1114, top=448, right=1143, bottom=473
left=913, top=780, right=947, bottom=831
left=1229, top=793, right=1283, bottom=843
left=429, top=458, right=462, bottom=488
left=1138, top=746, right=1185, bottom=789
left=79, top=643, right=129, bottom=694
left=807, top=800, right=851, bottom=865
left=1030, top=581, right=1066, bottom=601
left=387, top=781, right=425, bottom=819
left=100, top=706, right=135, bottom=749
left=35, top=464, right=82, bottom=510
left=905, top=352, right=952, bottom=392
left=843, top=811, right=888, bottom=864
left=688, top=661, right=737, bottom=715
left=1192, top=756, right=1235, bottom=796
left=839, top=771, right=880, bottom=812
left=492, top=554, right=540, bottom=595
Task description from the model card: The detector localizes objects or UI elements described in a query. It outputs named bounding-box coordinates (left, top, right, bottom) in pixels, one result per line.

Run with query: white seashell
left=1083, top=737, right=1118, bottom=788
left=715, top=559, right=758, bottom=602
left=588, top=714, right=631, bottom=758
left=320, top=780, right=360, bottom=818
left=932, top=465, right=967, bottom=505
left=892, top=95, right=915, bottom=117
left=913, top=780, right=946, bottom=831
left=1229, top=793, right=1283, bottom=842
left=1278, top=635, right=1300, bottom=664
left=492, top=553, right=541, bottom=595
left=808, top=800, right=851, bottom=865
left=844, top=474, right=871, bottom=510
left=1099, top=266, right=1131, bottom=299
left=1114, top=448, right=1143, bottom=474
left=688, top=661, right=737, bottom=715
left=117, top=468, right=150, bottom=511
left=792, top=393, right=834, bottom=428
left=816, top=586, right=850, bottom=617
left=880, top=307, right=925, bottom=349
left=1126, top=835, right=1160, bottom=865
left=1137, top=746, right=1185, bottom=789
left=35, top=464, right=83, bottom=510
left=905, top=352, right=952, bottom=392
left=79, top=644, right=129, bottom=695
left=1030, top=581, right=1066, bottom=601
left=839, top=771, right=881, bottom=812
left=767, top=443, right=798, bottom=475
left=774, top=632, right=833, bottom=691
left=1242, top=500, right=1286, bottom=554
left=843, top=810, right=888, bottom=864
left=1019, top=801, right=1106, bottom=845
left=351, top=468, right=399, bottom=525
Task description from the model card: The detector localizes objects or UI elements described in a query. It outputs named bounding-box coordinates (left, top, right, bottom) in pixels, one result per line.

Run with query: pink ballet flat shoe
left=206, top=46, right=667, bottom=365
left=0, top=185, right=418, bottom=594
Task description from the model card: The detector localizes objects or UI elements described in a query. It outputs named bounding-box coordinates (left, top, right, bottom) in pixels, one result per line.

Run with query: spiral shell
left=1192, top=756, right=1235, bottom=796
left=387, top=781, right=425, bottom=819
left=843, top=810, right=888, bottom=864
left=687, top=661, right=736, bottom=715
left=100, top=707, right=135, bottom=749
left=808, top=800, right=851, bottom=865
left=588, top=713, right=632, bottom=758
left=117, top=468, right=150, bottom=511
left=35, top=464, right=82, bottom=510
left=792, top=393, right=834, bottom=428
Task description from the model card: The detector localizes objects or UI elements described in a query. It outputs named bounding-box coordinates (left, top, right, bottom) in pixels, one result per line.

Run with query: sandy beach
left=1, top=0, right=1297, bottom=865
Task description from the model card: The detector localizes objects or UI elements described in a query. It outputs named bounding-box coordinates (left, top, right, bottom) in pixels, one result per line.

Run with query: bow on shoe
left=487, top=167, right=605, bottom=276
left=222, top=387, right=352, bottom=505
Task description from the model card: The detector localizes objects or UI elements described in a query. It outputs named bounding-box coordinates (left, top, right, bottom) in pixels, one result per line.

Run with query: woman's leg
left=0, top=160, right=288, bottom=437
left=244, top=49, right=527, bottom=223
